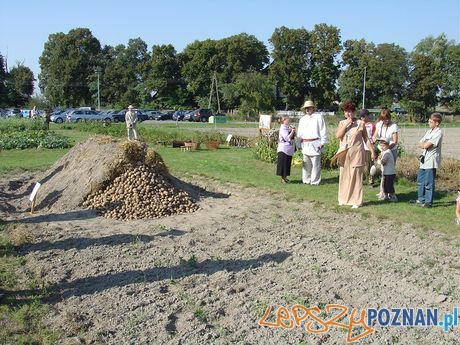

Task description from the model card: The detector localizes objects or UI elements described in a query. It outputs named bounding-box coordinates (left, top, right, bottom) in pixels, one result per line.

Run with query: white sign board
left=29, top=182, right=41, bottom=202
left=259, top=114, right=272, bottom=129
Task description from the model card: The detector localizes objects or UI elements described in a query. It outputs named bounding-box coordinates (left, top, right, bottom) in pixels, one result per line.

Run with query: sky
left=1, top=0, right=459, bottom=87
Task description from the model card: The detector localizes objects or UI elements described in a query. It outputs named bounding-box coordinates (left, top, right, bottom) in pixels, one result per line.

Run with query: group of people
left=276, top=100, right=446, bottom=212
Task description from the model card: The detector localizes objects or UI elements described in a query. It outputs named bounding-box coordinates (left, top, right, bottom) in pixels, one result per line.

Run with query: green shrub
left=61, top=122, right=226, bottom=145
left=253, top=134, right=342, bottom=168
left=321, top=136, right=340, bottom=169
left=253, top=136, right=277, bottom=163
left=0, top=118, right=47, bottom=133
left=0, top=131, right=71, bottom=150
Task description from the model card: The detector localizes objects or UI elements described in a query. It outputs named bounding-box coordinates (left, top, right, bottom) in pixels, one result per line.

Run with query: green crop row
left=0, top=131, right=71, bottom=150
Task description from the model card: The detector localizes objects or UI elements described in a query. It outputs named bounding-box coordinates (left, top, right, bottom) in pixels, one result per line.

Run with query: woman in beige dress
left=336, top=101, right=376, bottom=208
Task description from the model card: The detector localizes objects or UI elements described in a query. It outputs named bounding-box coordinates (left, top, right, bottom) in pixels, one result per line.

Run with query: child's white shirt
left=380, top=149, right=396, bottom=175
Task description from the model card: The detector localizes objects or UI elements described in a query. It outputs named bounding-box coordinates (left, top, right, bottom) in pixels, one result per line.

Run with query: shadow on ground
left=47, top=251, right=291, bottom=301
left=20, top=228, right=187, bottom=253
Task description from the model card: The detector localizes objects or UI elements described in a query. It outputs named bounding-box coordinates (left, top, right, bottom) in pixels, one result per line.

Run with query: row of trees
left=1, top=26, right=459, bottom=118
left=0, top=55, right=35, bottom=107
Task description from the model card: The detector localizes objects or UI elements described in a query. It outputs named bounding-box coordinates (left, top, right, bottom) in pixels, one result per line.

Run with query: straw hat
left=301, top=100, right=315, bottom=109
left=128, top=105, right=134, bottom=109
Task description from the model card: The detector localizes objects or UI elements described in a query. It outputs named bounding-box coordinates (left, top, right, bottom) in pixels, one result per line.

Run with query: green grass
left=154, top=146, right=459, bottom=236
left=142, top=120, right=259, bottom=129
left=0, top=129, right=458, bottom=236
left=52, top=127, right=94, bottom=143
left=0, top=148, right=70, bottom=174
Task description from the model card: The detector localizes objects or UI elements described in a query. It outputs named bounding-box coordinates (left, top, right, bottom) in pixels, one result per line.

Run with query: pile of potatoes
left=83, top=165, right=198, bottom=220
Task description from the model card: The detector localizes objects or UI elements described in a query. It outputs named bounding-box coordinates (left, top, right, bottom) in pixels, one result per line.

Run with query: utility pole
left=96, top=67, right=101, bottom=110
left=208, top=71, right=221, bottom=112
left=362, top=65, right=367, bottom=109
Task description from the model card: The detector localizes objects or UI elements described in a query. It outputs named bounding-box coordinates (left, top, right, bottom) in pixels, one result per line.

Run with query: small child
left=456, top=188, right=460, bottom=225
left=378, top=139, right=397, bottom=202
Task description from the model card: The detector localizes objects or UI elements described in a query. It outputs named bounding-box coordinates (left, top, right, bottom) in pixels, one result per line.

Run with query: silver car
left=66, top=110, right=112, bottom=122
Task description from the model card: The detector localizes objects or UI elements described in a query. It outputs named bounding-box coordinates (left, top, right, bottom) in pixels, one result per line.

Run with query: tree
left=96, top=38, right=150, bottom=108
left=180, top=34, right=268, bottom=105
left=39, top=28, right=101, bottom=107
left=367, top=43, right=408, bottom=106
left=404, top=54, right=439, bottom=121
left=7, top=63, right=35, bottom=106
left=180, top=39, right=219, bottom=105
left=309, top=24, right=341, bottom=108
left=0, top=53, right=8, bottom=107
left=413, top=34, right=459, bottom=106
left=445, top=44, right=460, bottom=112
left=269, top=26, right=311, bottom=109
left=217, top=33, right=268, bottom=84
left=339, top=40, right=408, bottom=108
left=145, top=44, right=189, bottom=108
left=338, top=39, right=371, bottom=106
left=221, top=71, right=275, bottom=117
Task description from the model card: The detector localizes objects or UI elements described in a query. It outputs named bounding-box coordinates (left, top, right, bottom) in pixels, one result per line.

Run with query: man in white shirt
left=414, top=113, right=443, bottom=208
left=296, top=100, right=328, bottom=185
left=125, top=105, right=138, bottom=141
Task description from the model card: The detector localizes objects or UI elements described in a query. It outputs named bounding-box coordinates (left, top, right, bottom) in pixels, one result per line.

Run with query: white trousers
left=127, top=125, right=138, bottom=141
left=302, top=154, right=321, bottom=185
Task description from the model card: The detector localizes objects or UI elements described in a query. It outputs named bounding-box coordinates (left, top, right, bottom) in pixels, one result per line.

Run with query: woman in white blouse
left=373, top=108, right=399, bottom=199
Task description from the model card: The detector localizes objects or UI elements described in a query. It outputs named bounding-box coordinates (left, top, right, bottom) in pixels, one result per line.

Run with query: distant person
left=44, top=109, right=51, bottom=130
left=360, top=109, right=376, bottom=185
left=296, top=100, right=328, bottom=185
left=411, top=113, right=443, bottom=208
left=125, top=105, right=138, bottom=141
left=31, top=106, right=37, bottom=119
left=276, top=116, right=296, bottom=183
left=335, top=101, right=376, bottom=208
left=377, top=138, right=397, bottom=201
left=373, top=109, right=399, bottom=199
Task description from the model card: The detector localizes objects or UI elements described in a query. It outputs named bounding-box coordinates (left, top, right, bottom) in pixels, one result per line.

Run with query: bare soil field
left=1, top=171, right=459, bottom=344
left=398, top=127, right=459, bottom=159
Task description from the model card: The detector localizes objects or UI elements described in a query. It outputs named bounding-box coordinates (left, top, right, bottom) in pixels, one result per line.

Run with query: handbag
left=332, top=148, right=349, bottom=167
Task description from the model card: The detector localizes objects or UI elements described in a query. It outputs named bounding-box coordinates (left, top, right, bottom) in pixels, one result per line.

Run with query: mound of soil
left=29, top=137, right=198, bottom=219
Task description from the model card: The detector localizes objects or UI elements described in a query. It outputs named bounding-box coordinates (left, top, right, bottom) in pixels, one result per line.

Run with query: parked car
left=182, top=110, right=195, bottom=121
left=49, top=110, right=65, bottom=123
left=191, top=108, right=213, bottom=122
left=6, top=108, right=22, bottom=118
left=154, top=111, right=174, bottom=121
left=390, top=107, right=407, bottom=115
left=111, top=109, right=148, bottom=123
left=172, top=110, right=187, bottom=121
left=145, top=110, right=164, bottom=120
left=66, top=109, right=112, bottom=122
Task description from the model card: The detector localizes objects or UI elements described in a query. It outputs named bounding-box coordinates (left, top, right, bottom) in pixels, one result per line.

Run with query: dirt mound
left=32, top=137, right=198, bottom=219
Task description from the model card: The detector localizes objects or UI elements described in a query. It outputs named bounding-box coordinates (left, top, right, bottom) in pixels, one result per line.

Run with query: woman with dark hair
left=276, top=116, right=296, bottom=183
left=373, top=108, right=399, bottom=199
left=335, top=101, right=376, bottom=208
